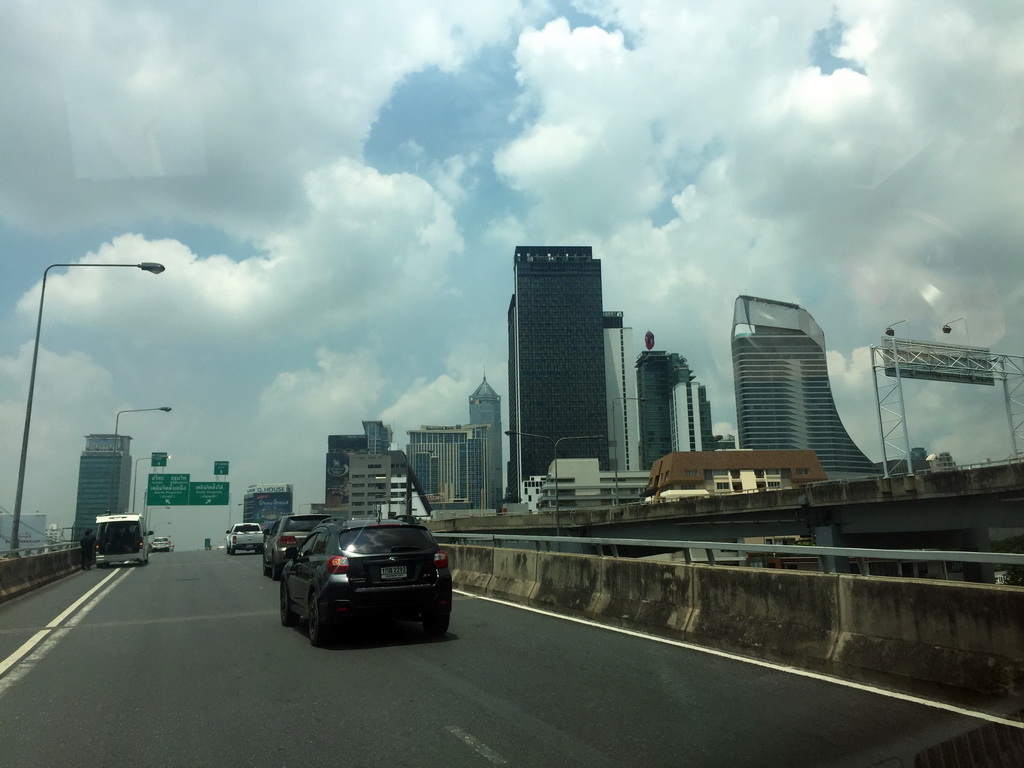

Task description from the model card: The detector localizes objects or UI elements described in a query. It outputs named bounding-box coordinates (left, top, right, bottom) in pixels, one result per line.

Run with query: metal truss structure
left=871, top=338, right=1024, bottom=477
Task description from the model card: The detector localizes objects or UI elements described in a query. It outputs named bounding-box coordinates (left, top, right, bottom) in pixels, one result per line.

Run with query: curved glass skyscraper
left=731, top=296, right=875, bottom=477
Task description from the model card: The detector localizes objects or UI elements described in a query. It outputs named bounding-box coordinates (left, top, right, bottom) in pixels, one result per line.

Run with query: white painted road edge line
left=455, top=589, right=1024, bottom=731
left=0, top=572, right=130, bottom=698
left=0, top=631, right=51, bottom=679
left=446, top=725, right=508, bottom=765
left=46, top=568, right=125, bottom=627
left=0, top=569, right=129, bottom=680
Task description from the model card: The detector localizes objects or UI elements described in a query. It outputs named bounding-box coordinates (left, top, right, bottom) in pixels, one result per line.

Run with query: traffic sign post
left=189, top=482, right=229, bottom=505
left=147, top=474, right=190, bottom=506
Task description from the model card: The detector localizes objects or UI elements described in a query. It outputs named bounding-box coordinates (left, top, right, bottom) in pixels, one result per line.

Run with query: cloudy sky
left=2, top=0, right=1022, bottom=549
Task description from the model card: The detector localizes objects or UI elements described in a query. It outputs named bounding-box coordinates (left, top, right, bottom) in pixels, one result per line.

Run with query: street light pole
left=11, top=261, right=165, bottom=550
left=115, top=406, right=172, bottom=436
left=110, top=407, right=172, bottom=515
left=611, top=396, right=644, bottom=507
left=131, top=455, right=149, bottom=519
left=505, top=430, right=602, bottom=536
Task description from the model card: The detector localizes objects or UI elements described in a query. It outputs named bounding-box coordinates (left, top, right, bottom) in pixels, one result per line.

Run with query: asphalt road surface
left=1, top=550, right=1021, bottom=767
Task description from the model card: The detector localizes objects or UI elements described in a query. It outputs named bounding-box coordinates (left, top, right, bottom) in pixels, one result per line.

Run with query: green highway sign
left=147, top=474, right=190, bottom=506
left=189, top=482, right=230, bottom=505
left=214, top=461, right=229, bottom=476
left=151, top=452, right=168, bottom=467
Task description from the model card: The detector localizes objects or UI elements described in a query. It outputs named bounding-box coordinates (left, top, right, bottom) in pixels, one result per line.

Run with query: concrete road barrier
left=685, top=565, right=837, bottom=671
left=489, top=548, right=538, bottom=605
left=448, top=544, right=1024, bottom=697
left=597, top=557, right=692, bottom=634
left=0, top=550, right=80, bottom=604
left=833, top=575, right=1024, bottom=696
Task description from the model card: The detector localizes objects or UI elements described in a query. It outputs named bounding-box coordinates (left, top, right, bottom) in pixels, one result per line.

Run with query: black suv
left=279, top=520, right=452, bottom=646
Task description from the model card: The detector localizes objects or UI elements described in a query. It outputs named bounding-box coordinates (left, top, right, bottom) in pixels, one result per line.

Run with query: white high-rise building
left=604, top=312, right=641, bottom=475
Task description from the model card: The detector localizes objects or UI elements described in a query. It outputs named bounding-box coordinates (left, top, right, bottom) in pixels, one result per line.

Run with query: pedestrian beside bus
left=80, top=528, right=96, bottom=570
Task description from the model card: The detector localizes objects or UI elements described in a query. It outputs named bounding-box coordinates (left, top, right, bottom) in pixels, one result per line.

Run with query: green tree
left=992, top=535, right=1024, bottom=586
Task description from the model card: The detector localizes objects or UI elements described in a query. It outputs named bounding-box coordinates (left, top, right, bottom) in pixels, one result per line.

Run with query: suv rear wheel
left=423, top=613, right=450, bottom=638
left=308, top=591, right=328, bottom=647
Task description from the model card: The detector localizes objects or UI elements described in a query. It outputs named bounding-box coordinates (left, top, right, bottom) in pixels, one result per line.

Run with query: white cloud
left=262, top=157, right=464, bottom=323
left=17, top=157, right=464, bottom=344
left=260, top=348, right=387, bottom=427
left=0, top=343, right=155, bottom=520
left=0, top=0, right=521, bottom=236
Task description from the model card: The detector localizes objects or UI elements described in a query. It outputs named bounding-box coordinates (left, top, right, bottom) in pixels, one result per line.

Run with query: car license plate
left=380, top=565, right=407, bottom=580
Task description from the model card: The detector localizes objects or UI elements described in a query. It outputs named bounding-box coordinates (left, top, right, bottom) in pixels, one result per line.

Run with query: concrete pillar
left=814, top=524, right=850, bottom=574
left=960, top=527, right=996, bottom=584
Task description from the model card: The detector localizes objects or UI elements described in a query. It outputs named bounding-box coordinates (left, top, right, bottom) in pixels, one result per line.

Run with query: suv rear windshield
left=282, top=516, right=330, bottom=532
left=338, top=526, right=435, bottom=555
left=97, top=521, right=142, bottom=554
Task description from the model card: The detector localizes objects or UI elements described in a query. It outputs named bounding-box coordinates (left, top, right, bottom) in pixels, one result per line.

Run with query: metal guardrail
left=433, top=533, right=1024, bottom=576
left=0, top=542, right=77, bottom=559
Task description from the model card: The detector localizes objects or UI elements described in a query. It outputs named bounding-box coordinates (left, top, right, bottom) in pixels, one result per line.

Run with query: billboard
left=1, top=514, right=47, bottom=547
left=880, top=339, right=995, bottom=386
left=243, top=484, right=293, bottom=526
left=325, top=452, right=351, bottom=508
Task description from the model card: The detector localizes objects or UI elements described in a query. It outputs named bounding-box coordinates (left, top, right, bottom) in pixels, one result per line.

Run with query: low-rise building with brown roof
left=645, top=450, right=828, bottom=501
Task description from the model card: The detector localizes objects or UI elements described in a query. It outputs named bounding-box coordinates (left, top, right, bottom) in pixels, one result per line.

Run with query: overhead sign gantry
left=871, top=338, right=1024, bottom=476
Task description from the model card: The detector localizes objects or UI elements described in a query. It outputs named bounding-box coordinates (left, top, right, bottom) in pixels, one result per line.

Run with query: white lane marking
left=446, top=725, right=507, bottom=765
left=70, top=610, right=276, bottom=629
left=0, top=631, right=51, bottom=678
left=46, top=568, right=125, bottom=627
left=0, top=568, right=123, bottom=671
left=455, top=589, right=1024, bottom=731
left=0, top=568, right=131, bottom=695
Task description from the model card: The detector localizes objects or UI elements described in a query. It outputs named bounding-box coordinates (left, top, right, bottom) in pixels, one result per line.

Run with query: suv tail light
left=434, top=550, right=449, bottom=569
left=326, top=555, right=349, bottom=574
left=279, top=535, right=297, bottom=545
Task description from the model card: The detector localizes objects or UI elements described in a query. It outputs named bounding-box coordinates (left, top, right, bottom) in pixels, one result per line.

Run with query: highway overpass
left=0, top=550, right=1022, bottom=767
left=432, top=462, right=1024, bottom=581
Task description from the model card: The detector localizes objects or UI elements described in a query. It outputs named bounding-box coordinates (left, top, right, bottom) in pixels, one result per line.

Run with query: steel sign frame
left=872, top=337, right=1024, bottom=477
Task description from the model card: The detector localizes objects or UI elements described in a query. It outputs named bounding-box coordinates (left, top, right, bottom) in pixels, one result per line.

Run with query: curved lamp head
left=942, top=317, right=965, bottom=335
left=158, top=407, right=172, bottom=412
left=884, top=319, right=908, bottom=337
left=139, top=262, right=166, bottom=274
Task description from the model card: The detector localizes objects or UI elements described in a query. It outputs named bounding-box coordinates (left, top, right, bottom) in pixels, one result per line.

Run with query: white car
left=151, top=536, right=172, bottom=552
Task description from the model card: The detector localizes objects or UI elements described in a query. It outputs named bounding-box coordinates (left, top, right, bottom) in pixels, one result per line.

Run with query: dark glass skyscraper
left=73, top=434, right=132, bottom=537
left=636, top=351, right=714, bottom=469
left=507, top=246, right=608, bottom=501
left=731, top=295, right=875, bottom=477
